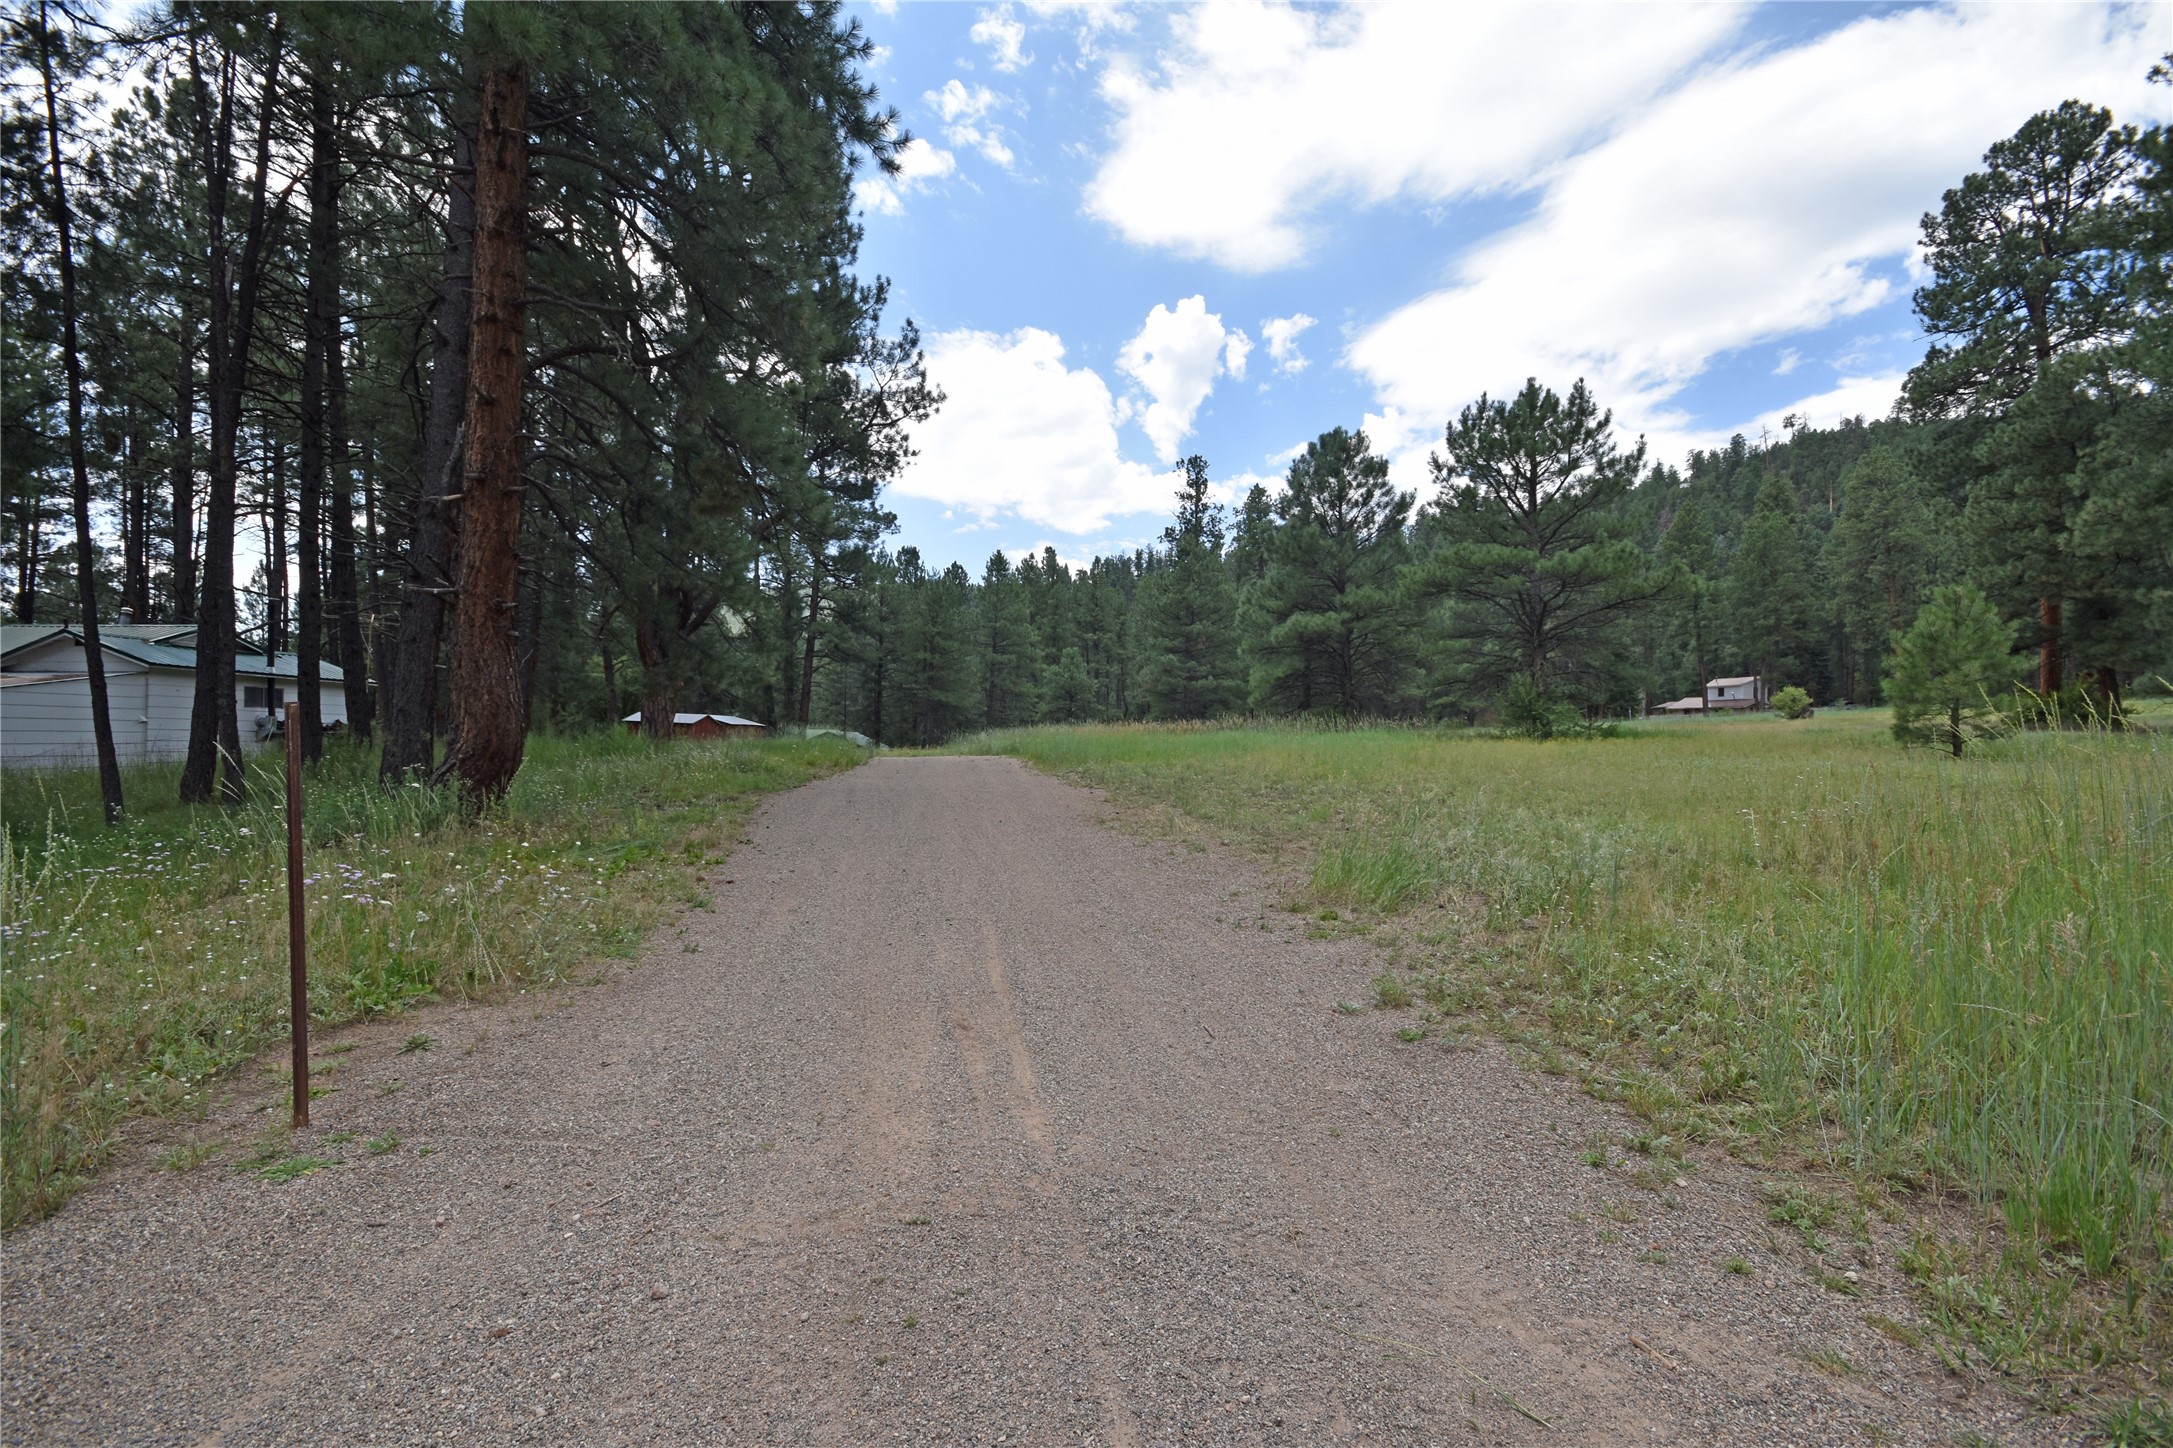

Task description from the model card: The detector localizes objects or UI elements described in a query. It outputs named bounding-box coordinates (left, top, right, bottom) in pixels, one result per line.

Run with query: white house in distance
left=0, top=623, right=348, bottom=769
left=1651, top=675, right=1770, bottom=714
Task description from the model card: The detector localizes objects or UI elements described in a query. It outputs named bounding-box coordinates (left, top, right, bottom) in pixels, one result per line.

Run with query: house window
left=245, top=685, right=284, bottom=710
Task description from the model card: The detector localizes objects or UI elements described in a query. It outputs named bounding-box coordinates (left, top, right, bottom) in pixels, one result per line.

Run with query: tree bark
left=170, top=296, right=197, bottom=622
left=439, top=60, right=529, bottom=808
left=38, top=0, right=124, bottom=824
left=121, top=415, right=148, bottom=620
left=634, top=614, right=676, bottom=743
left=776, top=545, right=797, bottom=728
left=2093, top=664, right=2122, bottom=727
left=295, top=74, right=336, bottom=761
left=379, top=127, right=473, bottom=782
left=181, top=28, right=283, bottom=806
left=799, top=567, right=822, bottom=728
left=2037, top=595, right=2061, bottom=699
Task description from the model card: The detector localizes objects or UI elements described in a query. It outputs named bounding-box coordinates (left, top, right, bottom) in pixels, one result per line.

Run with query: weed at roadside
left=2, top=732, right=860, bottom=1226
left=957, top=716, right=2172, bottom=1391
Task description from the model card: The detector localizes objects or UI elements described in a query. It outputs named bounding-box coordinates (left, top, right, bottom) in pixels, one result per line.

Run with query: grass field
left=0, top=731, right=861, bottom=1228
left=956, top=709, right=2171, bottom=1396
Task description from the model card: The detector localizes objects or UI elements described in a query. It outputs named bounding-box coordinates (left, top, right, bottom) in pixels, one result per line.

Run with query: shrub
left=1501, top=677, right=1577, bottom=739
left=1501, top=678, right=1623, bottom=740
left=1771, top=686, right=1814, bottom=719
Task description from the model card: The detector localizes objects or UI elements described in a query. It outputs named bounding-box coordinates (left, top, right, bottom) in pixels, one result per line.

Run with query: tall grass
left=1, top=731, right=859, bottom=1226
left=956, top=712, right=2171, bottom=1376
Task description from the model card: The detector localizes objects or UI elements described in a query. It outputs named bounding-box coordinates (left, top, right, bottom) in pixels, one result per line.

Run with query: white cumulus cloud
left=1345, top=3, right=2171, bottom=465
left=1260, top=313, right=1315, bottom=374
left=1738, top=373, right=1910, bottom=448
left=1085, top=0, right=1745, bottom=271
left=926, top=79, right=1017, bottom=168
left=897, top=328, right=1169, bottom=534
left=1118, top=295, right=1238, bottom=463
left=971, top=5, right=1033, bottom=71
left=1223, top=328, right=1252, bottom=380
left=854, top=137, right=957, bottom=215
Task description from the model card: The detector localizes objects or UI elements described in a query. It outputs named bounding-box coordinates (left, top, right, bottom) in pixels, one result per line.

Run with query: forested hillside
left=6, top=8, right=2167, bottom=763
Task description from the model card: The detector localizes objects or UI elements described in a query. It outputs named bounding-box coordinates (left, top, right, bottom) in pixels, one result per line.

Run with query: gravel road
left=4, top=756, right=2054, bottom=1445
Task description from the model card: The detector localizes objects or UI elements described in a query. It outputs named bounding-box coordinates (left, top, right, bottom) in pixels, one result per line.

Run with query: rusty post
left=285, top=700, right=309, bottom=1129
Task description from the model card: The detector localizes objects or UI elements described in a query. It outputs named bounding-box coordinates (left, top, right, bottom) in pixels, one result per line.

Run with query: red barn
left=621, top=711, right=767, bottom=740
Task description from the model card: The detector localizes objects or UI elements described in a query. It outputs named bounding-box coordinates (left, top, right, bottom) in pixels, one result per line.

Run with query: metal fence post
left=285, top=701, right=309, bottom=1129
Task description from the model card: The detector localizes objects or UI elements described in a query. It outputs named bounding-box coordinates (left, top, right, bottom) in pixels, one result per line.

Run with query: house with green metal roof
left=0, top=624, right=348, bottom=769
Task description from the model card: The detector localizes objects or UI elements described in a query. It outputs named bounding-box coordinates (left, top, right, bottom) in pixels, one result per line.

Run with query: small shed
left=1704, top=676, right=1768, bottom=711
left=1651, top=696, right=1707, bottom=714
left=621, top=711, right=767, bottom=740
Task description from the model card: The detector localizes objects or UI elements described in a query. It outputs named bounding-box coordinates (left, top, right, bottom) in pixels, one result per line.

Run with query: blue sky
left=844, top=1, right=2171, bottom=572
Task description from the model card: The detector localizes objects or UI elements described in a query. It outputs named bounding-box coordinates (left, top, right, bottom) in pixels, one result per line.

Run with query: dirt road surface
left=4, top=757, right=2047, bottom=1445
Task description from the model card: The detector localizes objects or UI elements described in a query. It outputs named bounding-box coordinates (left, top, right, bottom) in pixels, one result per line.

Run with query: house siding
left=2, top=636, right=348, bottom=769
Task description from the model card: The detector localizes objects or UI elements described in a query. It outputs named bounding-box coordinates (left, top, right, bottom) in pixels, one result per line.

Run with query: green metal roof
left=0, top=624, right=342, bottom=682
left=0, top=625, right=66, bottom=661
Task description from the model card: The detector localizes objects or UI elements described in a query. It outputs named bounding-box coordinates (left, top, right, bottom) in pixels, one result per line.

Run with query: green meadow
left=958, top=710, right=2172, bottom=1388
left=0, top=732, right=860, bottom=1227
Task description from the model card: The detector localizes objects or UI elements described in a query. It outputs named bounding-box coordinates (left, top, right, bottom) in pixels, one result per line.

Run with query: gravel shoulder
left=2, top=756, right=2050, bottom=1445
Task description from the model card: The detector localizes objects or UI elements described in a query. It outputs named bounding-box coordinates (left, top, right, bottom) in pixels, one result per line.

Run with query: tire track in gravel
left=4, top=755, right=2053, bottom=1446
left=954, top=922, right=1140, bottom=1447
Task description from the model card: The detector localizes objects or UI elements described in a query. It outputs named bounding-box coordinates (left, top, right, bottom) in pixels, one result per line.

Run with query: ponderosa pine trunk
left=170, top=296, right=197, bottom=622
left=380, top=127, right=473, bottom=782
left=2038, top=596, right=2062, bottom=699
left=38, top=0, right=124, bottom=824
left=799, top=569, right=822, bottom=728
left=121, top=417, right=149, bottom=621
left=295, top=74, right=336, bottom=761
left=181, top=28, right=283, bottom=806
left=439, top=60, right=528, bottom=808
left=634, top=615, right=677, bottom=743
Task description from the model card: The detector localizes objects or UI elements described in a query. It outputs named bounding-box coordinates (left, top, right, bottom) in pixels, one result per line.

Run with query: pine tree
left=979, top=550, right=1040, bottom=726
left=888, top=550, right=977, bottom=745
left=1137, top=456, right=1240, bottom=720
left=1906, top=101, right=2142, bottom=695
left=1044, top=646, right=1094, bottom=723
left=1725, top=475, right=1823, bottom=695
left=1248, top=427, right=1414, bottom=716
left=179, top=12, right=286, bottom=807
left=1657, top=497, right=1717, bottom=701
left=1824, top=448, right=1947, bottom=701
left=1414, top=378, right=1658, bottom=712
left=30, top=0, right=123, bottom=822
left=1887, top=583, right=2016, bottom=756
left=440, top=43, right=530, bottom=807
left=1225, top=483, right=1274, bottom=588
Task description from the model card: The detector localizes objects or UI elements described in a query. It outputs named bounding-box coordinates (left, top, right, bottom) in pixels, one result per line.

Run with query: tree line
left=810, top=86, right=2171, bottom=745
left=6, top=19, right=2167, bottom=787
